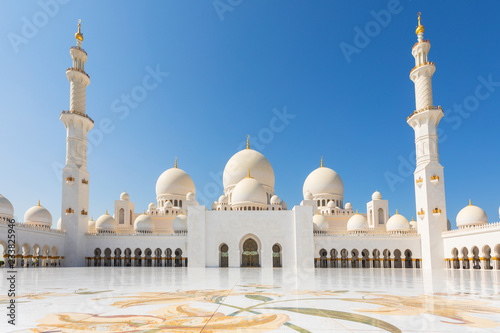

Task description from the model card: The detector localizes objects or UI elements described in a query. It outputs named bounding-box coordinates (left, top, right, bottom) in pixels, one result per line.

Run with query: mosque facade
left=1, top=16, right=499, bottom=271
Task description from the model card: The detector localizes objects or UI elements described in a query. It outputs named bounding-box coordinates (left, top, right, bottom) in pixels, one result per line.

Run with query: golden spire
left=105, top=209, right=108, bottom=215
left=75, top=19, right=84, bottom=42
left=175, top=157, right=178, bottom=168
left=247, top=169, right=251, bottom=178
left=469, top=199, right=472, bottom=206
left=90, top=216, right=93, bottom=221
left=143, top=209, right=146, bottom=215
left=246, top=135, right=250, bottom=149
left=396, top=209, right=399, bottom=215
left=411, top=216, right=415, bottom=221
left=355, top=209, right=358, bottom=214
left=321, top=156, right=324, bottom=167
left=37, top=200, right=40, bottom=206
left=415, top=12, right=425, bottom=35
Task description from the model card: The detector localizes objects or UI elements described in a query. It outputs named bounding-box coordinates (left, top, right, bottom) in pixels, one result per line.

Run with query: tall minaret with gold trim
left=407, top=13, right=446, bottom=269
left=60, top=20, right=94, bottom=266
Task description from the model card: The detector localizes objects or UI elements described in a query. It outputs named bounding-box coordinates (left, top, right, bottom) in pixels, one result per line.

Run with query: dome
left=172, top=213, right=187, bottom=233
left=186, top=191, right=195, bottom=201
left=270, top=195, right=280, bottom=205
left=95, top=212, right=117, bottom=232
left=120, top=191, right=130, bottom=201
left=223, top=149, right=275, bottom=190
left=386, top=212, right=410, bottom=232
left=347, top=214, right=368, bottom=232
left=218, top=194, right=228, bottom=204
left=165, top=200, right=173, bottom=208
left=327, top=200, right=335, bottom=208
left=456, top=202, right=488, bottom=228
left=148, top=202, right=157, bottom=210
left=313, top=214, right=328, bottom=232
left=372, top=190, right=382, bottom=200
left=24, top=202, right=52, bottom=227
left=345, top=202, right=352, bottom=210
left=88, top=217, right=96, bottom=230
left=231, top=177, right=267, bottom=205
left=134, top=213, right=154, bottom=233
left=57, top=217, right=62, bottom=230
left=303, top=166, right=344, bottom=199
left=0, top=194, right=14, bottom=217
left=156, top=167, right=196, bottom=197
left=304, top=190, right=313, bottom=200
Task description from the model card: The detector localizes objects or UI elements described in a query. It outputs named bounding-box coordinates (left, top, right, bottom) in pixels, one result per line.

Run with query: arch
left=114, top=248, right=122, bottom=267
left=481, top=245, right=492, bottom=270
left=383, top=249, right=391, bottom=268
left=119, top=208, right=124, bottom=224
left=240, top=235, right=261, bottom=267
left=272, top=244, right=282, bottom=268
left=378, top=208, right=385, bottom=224
left=372, top=249, right=381, bottom=268
left=351, top=249, right=359, bottom=268
left=219, top=243, right=228, bottom=268
left=394, top=249, right=402, bottom=268
left=340, top=248, right=348, bottom=268
left=494, top=244, right=500, bottom=270
left=165, top=248, right=173, bottom=267
left=318, top=249, right=328, bottom=268
left=404, top=249, right=413, bottom=268
left=461, top=247, right=470, bottom=269
left=134, top=248, right=142, bottom=267
left=94, top=248, right=102, bottom=267
left=330, top=249, right=338, bottom=268
left=451, top=247, right=459, bottom=269
left=32, top=244, right=40, bottom=267
left=104, top=248, right=112, bottom=266
left=130, top=210, right=133, bottom=225
left=174, top=248, right=183, bottom=267
left=471, top=246, right=480, bottom=269
left=174, top=199, right=178, bottom=207
left=124, top=248, right=132, bottom=267
left=361, top=249, right=370, bottom=268
left=154, top=248, right=162, bottom=267
left=144, top=248, right=152, bottom=267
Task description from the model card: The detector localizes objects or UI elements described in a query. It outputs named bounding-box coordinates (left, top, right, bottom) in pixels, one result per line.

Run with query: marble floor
left=1, top=267, right=500, bottom=332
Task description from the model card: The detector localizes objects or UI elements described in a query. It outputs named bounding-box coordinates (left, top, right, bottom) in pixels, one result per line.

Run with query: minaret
left=60, top=20, right=93, bottom=266
left=407, top=13, right=446, bottom=270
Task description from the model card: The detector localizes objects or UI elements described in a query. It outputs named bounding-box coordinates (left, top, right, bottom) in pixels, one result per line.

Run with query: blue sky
left=1, top=1, right=499, bottom=229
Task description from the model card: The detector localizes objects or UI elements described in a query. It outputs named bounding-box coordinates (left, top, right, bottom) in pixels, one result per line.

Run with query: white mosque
left=1, top=16, right=499, bottom=271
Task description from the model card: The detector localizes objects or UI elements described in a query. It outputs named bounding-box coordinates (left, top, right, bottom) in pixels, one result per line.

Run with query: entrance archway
left=241, top=238, right=259, bottom=267
left=272, top=244, right=281, bottom=267
left=220, top=244, right=228, bottom=267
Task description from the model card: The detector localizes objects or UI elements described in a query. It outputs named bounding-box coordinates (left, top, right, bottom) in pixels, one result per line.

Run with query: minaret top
left=415, top=12, right=425, bottom=39
left=75, top=19, right=83, bottom=46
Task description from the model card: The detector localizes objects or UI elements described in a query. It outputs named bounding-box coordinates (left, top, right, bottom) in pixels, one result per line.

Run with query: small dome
left=156, top=167, right=196, bottom=197
left=165, top=200, right=173, bottom=208
left=386, top=212, right=410, bottom=232
left=270, top=195, right=280, bottom=205
left=172, top=213, right=187, bottom=233
left=345, top=202, right=352, bottom=210
left=148, top=202, right=157, bottom=210
left=218, top=194, right=228, bottom=204
left=186, top=191, right=195, bottom=201
left=57, top=217, right=62, bottom=230
left=134, top=213, right=154, bottom=233
left=304, top=190, right=313, bottom=200
left=313, top=214, right=328, bottom=232
left=327, top=200, right=335, bottom=208
left=0, top=194, right=14, bottom=217
left=303, top=166, right=344, bottom=199
left=95, top=212, right=117, bottom=232
left=372, top=190, right=382, bottom=200
left=88, top=217, right=96, bottom=230
left=120, top=191, right=130, bottom=201
left=347, top=214, right=368, bottom=232
left=456, top=202, right=488, bottom=228
left=231, top=177, right=267, bottom=206
left=24, top=202, right=52, bottom=227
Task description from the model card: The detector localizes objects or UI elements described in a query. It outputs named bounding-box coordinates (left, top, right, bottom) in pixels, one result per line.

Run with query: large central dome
left=156, top=167, right=196, bottom=197
left=223, top=149, right=275, bottom=190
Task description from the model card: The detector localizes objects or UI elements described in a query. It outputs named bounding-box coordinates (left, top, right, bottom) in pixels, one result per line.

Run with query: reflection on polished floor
left=2, top=267, right=500, bottom=332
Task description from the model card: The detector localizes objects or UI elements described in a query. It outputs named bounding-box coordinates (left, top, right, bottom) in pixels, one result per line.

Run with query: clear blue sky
left=1, top=1, right=499, bottom=229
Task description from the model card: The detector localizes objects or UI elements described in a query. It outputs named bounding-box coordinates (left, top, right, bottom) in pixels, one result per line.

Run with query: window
left=119, top=208, right=124, bottom=224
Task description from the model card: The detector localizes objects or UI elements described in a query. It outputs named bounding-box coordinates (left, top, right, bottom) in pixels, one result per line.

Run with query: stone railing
left=0, top=219, right=65, bottom=234
left=412, top=39, right=430, bottom=49
left=407, top=105, right=442, bottom=120
left=71, top=46, right=87, bottom=55
left=61, top=110, right=94, bottom=123
left=442, top=222, right=500, bottom=235
left=66, top=67, right=90, bottom=78
left=86, top=231, right=187, bottom=236
left=314, top=228, right=418, bottom=237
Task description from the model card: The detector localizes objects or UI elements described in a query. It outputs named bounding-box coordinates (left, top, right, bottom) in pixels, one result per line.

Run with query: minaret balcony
left=430, top=175, right=440, bottom=184
left=66, top=67, right=90, bottom=79
left=410, top=61, right=435, bottom=74
left=412, top=39, right=430, bottom=50
left=61, top=110, right=94, bottom=124
left=70, top=45, right=87, bottom=55
left=432, top=208, right=441, bottom=216
left=66, top=208, right=74, bottom=216
left=66, top=176, right=75, bottom=184
left=407, top=105, right=442, bottom=120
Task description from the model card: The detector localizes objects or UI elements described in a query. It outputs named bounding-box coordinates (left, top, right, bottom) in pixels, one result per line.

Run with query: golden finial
left=321, top=156, right=324, bottom=167
left=247, top=169, right=251, bottom=178
left=143, top=209, right=146, bottom=215
left=411, top=216, right=415, bottom=221
left=469, top=199, right=472, bottom=206
left=181, top=209, right=184, bottom=214
left=415, top=12, right=425, bottom=35
left=175, top=157, right=178, bottom=168
left=355, top=209, right=358, bottom=214
left=396, top=209, right=399, bottom=215
left=75, top=19, right=84, bottom=42
left=246, top=135, right=250, bottom=149
left=37, top=200, right=40, bottom=206
left=90, top=216, right=93, bottom=221
left=105, top=209, right=108, bottom=215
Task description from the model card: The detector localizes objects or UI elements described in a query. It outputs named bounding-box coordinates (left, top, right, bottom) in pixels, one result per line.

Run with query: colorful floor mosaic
left=1, top=267, right=500, bottom=332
